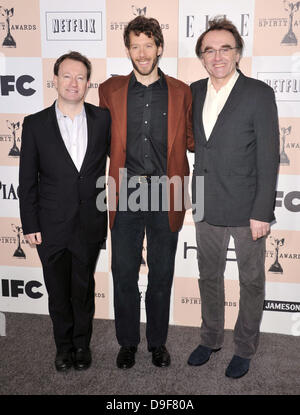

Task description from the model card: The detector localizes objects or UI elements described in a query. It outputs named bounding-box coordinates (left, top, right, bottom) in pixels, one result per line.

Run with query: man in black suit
left=188, top=18, right=279, bottom=378
left=19, top=51, right=110, bottom=372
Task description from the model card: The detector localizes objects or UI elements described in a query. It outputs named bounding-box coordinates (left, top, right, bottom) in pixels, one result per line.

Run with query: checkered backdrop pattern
left=0, top=0, right=300, bottom=336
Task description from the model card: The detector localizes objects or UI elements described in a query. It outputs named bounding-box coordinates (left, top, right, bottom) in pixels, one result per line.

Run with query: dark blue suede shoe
left=225, top=355, right=250, bottom=378
left=187, top=344, right=221, bottom=366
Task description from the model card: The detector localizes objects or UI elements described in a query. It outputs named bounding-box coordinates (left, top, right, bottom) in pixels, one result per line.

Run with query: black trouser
left=38, top=236, right=101, bottom=353
left=111, top=181, right=179, bottom=348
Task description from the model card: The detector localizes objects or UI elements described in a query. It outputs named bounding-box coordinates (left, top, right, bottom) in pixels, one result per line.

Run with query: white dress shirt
left=202, top=70, right=239, bottom=140
left=55, top=101, right=88, bottom=171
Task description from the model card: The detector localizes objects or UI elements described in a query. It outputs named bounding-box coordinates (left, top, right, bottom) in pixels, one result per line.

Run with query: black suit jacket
left=191, top=71, right=279, bottom=226
left=19, top=102, right=110, bottom=247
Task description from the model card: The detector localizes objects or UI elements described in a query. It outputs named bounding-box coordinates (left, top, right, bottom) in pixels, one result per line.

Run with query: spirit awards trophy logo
left=281, top=0, right=300, bottom=46
left=7, top=120, right=20, bottom=157
left=268, top=236, right=284, bottom=274
left=11, top=224, right=26, bottom=259
left=132, top=6, right=147, bottom=16
left=280, top=126, right=291, bottom=165
left=0, top=6, right=16, bottom=48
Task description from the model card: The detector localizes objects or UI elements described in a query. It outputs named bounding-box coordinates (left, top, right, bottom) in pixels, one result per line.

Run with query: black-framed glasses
left=201, top=47, right=238, bottom=58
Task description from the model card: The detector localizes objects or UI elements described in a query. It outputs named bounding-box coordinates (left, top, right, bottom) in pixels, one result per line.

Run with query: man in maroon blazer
left=99, top=16, right=194, bottom=369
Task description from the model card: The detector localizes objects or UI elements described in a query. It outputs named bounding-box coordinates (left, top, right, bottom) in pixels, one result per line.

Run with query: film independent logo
left=0, top=6, right=16, bottom=47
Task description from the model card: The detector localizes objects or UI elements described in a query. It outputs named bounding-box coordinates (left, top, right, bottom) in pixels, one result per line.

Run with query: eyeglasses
left=201, top=47, right=238, bottom=58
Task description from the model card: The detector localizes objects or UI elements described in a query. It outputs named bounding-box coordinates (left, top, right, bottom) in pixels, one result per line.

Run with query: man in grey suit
left=188, top=17, right=279, bottom=378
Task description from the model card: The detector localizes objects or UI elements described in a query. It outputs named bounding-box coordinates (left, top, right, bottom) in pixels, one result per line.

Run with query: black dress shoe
left=187, top=344, right=221, bottom=366
left=116, top=346, right=137, bottom=369
left=150, top=345, right=170, bottom=367
left=225, top=355, right=250, bottom=379
left=55, top=350, right=73, bottom=372
left=74, top=347, right=92, bottom=371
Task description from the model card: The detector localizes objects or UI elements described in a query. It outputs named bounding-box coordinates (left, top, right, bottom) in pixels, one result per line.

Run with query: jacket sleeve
left=19, top=116, right=40, bottom=235
left=250, top=85, right=280, bottom=222
left=186, top=87, right=194, bottom=152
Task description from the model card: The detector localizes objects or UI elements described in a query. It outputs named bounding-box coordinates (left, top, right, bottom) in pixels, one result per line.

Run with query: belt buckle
left=138, top=175, right=150, bottom=184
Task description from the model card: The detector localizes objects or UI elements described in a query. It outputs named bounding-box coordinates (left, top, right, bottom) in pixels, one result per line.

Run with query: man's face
left=53, top=58, right=89, bottom=105
left=126, top=31, right=162, bottom=77
left=200, top=29, right=240, bottom=86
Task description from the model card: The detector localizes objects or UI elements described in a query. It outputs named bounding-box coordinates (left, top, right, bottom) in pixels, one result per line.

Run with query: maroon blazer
left=99, top=71, right=194, bottom=232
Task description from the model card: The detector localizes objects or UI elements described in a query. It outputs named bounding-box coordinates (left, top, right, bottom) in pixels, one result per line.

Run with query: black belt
left=127, top=175, right=167, bottom=184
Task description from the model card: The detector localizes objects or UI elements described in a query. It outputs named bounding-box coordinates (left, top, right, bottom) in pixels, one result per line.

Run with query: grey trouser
left=195, top=221, right=266, bottom=359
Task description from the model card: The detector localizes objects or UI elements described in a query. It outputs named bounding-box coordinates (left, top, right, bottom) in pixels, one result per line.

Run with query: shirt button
left=145, top=120, right=148, bottom=124
left=144, top=137, right=148, bottom=141
left=145, top=154, right=149, bottom=158
left=145, top=104, right=149, bottom=107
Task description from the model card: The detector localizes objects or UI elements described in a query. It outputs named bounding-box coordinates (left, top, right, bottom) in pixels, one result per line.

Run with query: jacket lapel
left=79, top=103, right=93, bottom=174
left=111, top=74, right=131, bottom=152
left=165, top=75, right=184, bottom=160
left=48, top=102, right=78, bottom=172
left=193, top=80, right=208, bottom=143
left=207, top=72, right=246, bottom=143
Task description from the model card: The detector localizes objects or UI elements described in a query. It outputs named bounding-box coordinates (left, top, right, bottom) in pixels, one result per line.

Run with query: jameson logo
left=281, top=0, right=300, bottom=46
left=264, top=300, right=300, bottom=312
left=0, top=6, right=16, bottom=47
left=46, top=12, right=102, bottom=41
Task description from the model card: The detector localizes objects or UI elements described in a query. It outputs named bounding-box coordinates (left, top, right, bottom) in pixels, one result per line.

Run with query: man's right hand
left=25, top=232, right=42, bottom=245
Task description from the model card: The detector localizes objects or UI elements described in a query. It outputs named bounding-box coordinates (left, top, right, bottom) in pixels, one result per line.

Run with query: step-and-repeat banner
left=0, top=0, right=300, bottom=337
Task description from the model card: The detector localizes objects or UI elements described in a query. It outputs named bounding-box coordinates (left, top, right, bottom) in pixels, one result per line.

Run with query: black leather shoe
left=187, top=344, right=221, bottom=366
left=150, top=345, right=170, bottom=367
left=74, top=347, right=92, bottom=371
left=116, top=346, right=137, bottom=369
left=55, top=350, right=73, bottom=372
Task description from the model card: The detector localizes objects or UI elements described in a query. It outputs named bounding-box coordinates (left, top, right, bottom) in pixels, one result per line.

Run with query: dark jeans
left=111, top=182, right=179, bottom=348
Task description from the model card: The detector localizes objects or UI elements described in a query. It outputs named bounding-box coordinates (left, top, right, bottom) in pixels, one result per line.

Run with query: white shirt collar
left=55, top=100, right=86, bottom=120
left=208, top=70, right=239, bottom=94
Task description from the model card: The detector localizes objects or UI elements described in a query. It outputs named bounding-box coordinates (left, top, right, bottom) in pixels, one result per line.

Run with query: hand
left=25, top=232, right=42, bottom=245
left=250, top=219, right=270, bottom=241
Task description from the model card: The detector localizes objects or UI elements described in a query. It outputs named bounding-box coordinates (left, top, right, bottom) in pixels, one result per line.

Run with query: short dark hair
left=123, top=16, right=164, bottom=52
left=53, top=51, right=92, bottom=80
left=195, top=17, right=244, bottom=63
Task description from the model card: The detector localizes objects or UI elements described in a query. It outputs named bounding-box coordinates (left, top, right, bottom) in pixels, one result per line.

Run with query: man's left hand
left=250, top=219, right=270, bottom=241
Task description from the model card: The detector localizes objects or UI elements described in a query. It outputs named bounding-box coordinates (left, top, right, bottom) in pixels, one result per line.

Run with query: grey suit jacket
left=191, top=70, right=279, bottom=226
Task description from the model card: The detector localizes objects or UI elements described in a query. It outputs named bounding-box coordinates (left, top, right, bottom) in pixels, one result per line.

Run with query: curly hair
left=123, top=16, right=164, bottom=51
